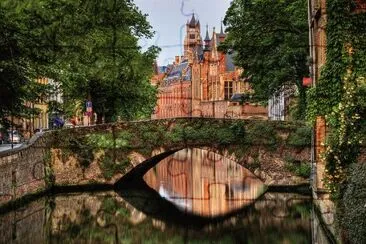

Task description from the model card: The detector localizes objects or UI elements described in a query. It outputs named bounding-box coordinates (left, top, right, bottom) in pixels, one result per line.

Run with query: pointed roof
left=219, top=20, right=226, bottom=38
left=204, top=24, right=210, bottom=41
left=189, top=14, right=196, bottom=27
left=211, top=27, right=217, bottom=43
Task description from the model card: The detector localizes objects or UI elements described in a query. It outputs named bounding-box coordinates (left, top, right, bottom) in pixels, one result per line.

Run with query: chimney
left=175, top=56, right=180, bottom=64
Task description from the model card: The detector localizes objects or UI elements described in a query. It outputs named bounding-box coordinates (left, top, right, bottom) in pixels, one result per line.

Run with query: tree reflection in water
left=0, top=149, right=312, bottom=244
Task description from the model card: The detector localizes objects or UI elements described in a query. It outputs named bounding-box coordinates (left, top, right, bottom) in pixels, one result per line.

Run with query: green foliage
left=338, top=163, right=366, bottom=244
left=306, top=0, right=366, bottom=194
left=0, top=0, right=160, bottom=126
left=85, top=131, right=132, bottom=149
left=137, top=123, right=168, bottom=148
left=0, top=7, right=50, bottom=128
left=245, top=121, right=278, bottom=146
left=100, top=154, right=130, bottom=179
left=229, top=120, right=246, bottom=142
left=285, top=156, right=311, bottom=178
left=166, top=120, right=247, bottom=146
left=67, top=137, right=94, bottom=168
left=287, top=126, right=312, bottom=148
left=48, top=119, right=310, bottom=180
left=44, top=149, right=55, bottom=187
left=222, top=0, right=309, bottom=119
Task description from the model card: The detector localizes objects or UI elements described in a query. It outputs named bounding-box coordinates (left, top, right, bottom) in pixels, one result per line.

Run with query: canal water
left=0, top=148, right=317, bottom=243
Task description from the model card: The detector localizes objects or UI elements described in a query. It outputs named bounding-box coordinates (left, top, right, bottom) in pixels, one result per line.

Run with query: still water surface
left=144, top=148, right=266, bottom=217
left=0, top=148, right=312, bottom=243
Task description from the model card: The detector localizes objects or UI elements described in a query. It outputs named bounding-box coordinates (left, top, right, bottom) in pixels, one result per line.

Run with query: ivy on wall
left=307, top=0, right=366, bottom=194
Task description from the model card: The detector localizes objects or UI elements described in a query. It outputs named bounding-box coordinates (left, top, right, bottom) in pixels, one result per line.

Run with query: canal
left=0, top=148, right=331, bottom=243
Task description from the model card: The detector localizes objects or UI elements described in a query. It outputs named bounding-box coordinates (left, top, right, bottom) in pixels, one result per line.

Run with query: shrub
left=285, top=156, right=311, bottom=178
left=287, top=127, right=312, bottom=147
left=339, top=163, right=366, bottom=244
left=245, top=122, right=278, bottom=146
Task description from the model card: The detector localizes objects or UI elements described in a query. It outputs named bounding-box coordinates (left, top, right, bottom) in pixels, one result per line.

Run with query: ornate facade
left=151, top=15, right=267, bottom=119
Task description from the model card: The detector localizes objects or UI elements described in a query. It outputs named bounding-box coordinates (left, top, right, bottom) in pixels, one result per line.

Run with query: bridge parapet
left=48, top=118, right=312, bottom=186
left=0, top=118, right=312, bottom=208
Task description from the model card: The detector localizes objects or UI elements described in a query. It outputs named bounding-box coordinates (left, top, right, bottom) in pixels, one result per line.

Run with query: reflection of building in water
left=143, top=148, right=265, bottom=217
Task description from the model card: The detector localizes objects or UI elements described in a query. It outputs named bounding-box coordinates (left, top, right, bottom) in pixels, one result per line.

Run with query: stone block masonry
left=0, top=133, right=51, bottom=208
left=0, top=118, right=328, bottom=209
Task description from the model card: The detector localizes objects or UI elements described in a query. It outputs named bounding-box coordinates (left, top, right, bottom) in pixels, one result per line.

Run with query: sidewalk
left=0, top=143, right=24, bottom=153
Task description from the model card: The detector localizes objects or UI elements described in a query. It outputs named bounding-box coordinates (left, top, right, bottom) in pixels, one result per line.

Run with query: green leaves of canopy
left=0, top=0, right=160, bottom=124
left=221, top=0, right=309, bottom=118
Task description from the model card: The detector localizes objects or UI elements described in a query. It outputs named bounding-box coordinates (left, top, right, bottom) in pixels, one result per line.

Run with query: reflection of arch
left=152, top=149, right=264, bottom=204
left=206, top=150, right=223, bottom=163
left=117, top=146, right=266, bottom=188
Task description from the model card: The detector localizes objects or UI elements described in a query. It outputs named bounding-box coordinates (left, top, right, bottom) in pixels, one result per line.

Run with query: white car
left=8, top=131, right=23, bottom=144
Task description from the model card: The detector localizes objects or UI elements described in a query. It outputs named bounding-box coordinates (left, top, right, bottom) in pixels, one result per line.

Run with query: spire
left=189, top=13, right=196, bottom=27
left=204, top=24, right=211, bottom=51
left=220, top=19, right=224, bottom=35
left=204, top=24, right=210, bottom=41
left=211, top=27, right=217, bottom=46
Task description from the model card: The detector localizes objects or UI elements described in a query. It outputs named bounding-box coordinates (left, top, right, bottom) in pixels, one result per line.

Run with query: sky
left=134, top=0, right=232, bottom=66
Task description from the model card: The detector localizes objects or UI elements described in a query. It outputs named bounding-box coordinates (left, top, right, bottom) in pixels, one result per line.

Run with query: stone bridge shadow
left=46, top=118, right=311, bottom=187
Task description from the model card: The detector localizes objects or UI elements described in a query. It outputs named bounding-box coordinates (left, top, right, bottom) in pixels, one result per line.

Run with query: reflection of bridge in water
left=144, top=148, right=266, bottom=217
left=0, top=191, right=316, bottom=243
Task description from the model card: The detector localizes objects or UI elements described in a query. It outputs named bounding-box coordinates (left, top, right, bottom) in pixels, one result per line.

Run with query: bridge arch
left=46, top=118, right=311, bottom=187
left=0, top=118, right=312, bottom=207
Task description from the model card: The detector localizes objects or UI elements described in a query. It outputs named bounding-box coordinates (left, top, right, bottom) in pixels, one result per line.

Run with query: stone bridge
left=0, top=118, right=312, bottom=208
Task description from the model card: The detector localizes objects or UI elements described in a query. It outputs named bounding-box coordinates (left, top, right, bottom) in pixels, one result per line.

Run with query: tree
left=221, top=0, right=309, bottom=119
left=0, top=0, right=160, bottom=126
left=0, top=7, right=49, bottom=128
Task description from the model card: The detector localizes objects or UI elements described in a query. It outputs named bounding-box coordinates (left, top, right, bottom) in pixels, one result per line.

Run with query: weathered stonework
left=0, top=133, right=51, bottom=208
left=200, top=146, right=310, bottom=186
left=0, top=118, right=316, bottom=208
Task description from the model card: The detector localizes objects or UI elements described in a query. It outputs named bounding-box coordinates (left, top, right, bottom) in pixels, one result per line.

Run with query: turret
left=184, top=14, right=203, bottom=60
left=218, top=20, right=226, bottom=43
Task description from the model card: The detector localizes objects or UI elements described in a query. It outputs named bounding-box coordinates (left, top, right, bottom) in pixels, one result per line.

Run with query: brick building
left=151, top=15, right=267, bottom=119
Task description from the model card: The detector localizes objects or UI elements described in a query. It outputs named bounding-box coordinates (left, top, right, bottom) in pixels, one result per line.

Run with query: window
left=189, top=34, right=195, bottom=39
left=224, top=81, right=233, bottom=100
